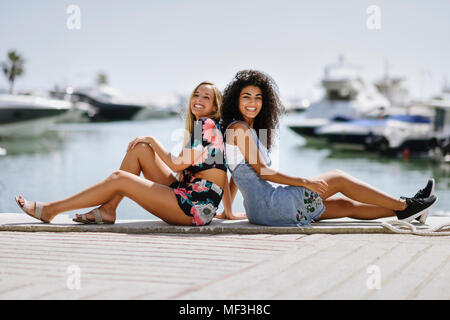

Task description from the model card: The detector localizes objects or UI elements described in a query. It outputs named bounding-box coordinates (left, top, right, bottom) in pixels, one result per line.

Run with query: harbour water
left=0, top=113, right=449, bottom=220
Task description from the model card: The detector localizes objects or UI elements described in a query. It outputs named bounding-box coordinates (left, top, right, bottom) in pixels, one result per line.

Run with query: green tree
left=1, top=50, right=25, bottom=94
left=96, top=72, right=108, bottom=86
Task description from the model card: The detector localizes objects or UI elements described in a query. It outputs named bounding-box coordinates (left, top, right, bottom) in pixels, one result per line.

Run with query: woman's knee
left=128, top=142, right=155, bottom=157
left=330, top=169, right=347, bottom=178
left=135, top=142, right=152, bottom=151
left=106, top=170, right=133, bottom=195
left=327, top=169, right=351, bottom=186
left=107, top=170, right=129, bottom=181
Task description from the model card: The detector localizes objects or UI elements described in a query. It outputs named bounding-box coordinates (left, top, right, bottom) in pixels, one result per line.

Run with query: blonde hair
left=183, top=81, right=222, bottom=146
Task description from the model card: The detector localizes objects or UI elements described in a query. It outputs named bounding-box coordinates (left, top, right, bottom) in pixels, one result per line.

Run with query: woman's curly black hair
left=221, top=70, right=283, bottom=151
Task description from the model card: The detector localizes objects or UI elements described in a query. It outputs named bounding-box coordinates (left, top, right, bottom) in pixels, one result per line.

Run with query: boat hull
left=73, top=93, right=144, bottom=121
left=0, top=108, right=67, bottom=124
left=89, top=101, right=143, bottom=121
left=322, top=133, right=433, bottom=153
left=287, top=125, right=319, bottom=137
left=0, top=113, right=67, bottom=137
left=316, top=117, right=434, bottom=154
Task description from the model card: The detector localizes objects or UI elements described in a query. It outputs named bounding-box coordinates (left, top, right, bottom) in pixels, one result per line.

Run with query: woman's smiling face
left=190, top=84, right=216, bottom=120
left=238, top=85, right=263, bottom=126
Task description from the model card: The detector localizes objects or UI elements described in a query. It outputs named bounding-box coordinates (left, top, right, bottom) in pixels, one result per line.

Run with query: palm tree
left=1, top=50, right=25, bottom=94
left=96, top=72, right=108, bottom=86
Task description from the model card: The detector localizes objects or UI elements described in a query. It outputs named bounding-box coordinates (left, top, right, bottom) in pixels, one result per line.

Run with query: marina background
left=1, top=0, right=450, bottom=219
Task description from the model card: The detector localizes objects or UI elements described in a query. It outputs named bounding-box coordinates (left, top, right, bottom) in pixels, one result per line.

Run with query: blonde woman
left=15, top=82, right=227, bottom=226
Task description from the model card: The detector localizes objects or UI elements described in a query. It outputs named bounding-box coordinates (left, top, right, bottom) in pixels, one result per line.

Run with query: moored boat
left=0, top=93, right=71, bottom=138
left=287, top=56, right=390, bottom=139
left=428, top=88, right=450, bottom=161
left=316, top=114, right=434, bottom=154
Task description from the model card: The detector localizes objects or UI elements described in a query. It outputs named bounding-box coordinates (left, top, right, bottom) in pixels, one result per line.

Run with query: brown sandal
left=72, top=208, right=114, bottom=224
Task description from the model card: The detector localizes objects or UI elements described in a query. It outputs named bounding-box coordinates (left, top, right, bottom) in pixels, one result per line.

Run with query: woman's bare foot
left=74, top=204, right=116, bottom=224
left=15, top=195, right=52, bottom=223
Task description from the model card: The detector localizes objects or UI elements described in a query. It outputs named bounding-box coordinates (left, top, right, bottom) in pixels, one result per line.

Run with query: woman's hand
left=304, top=178, right=328, bottom=198
left=215, top=211, right=247, bottom=220
left=127, top=136, right=154, bottom=152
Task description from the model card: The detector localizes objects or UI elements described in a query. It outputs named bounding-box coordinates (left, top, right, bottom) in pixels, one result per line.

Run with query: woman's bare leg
left=318, top=196, right=395, bottom=221
left=76, top=143, right=176, bottom=222
left=17, top=170, right=191, bottom=225
left=313, top=169, right=407, bottom=211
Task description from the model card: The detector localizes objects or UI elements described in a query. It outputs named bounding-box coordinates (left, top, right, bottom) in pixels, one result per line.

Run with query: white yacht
left=0, top=93, right=72, bottom=138
left=287, top=56, right=390, bottom=139
left=428, top=87, right=450, bottom=161
left=375, top=76, right=410, bottom=108
left=315, top=114, right=434, bottom=154
left=132, top=92, right=180, bottom=120
left=70, top=85, right=176, bottom=121
left=282, top=97, right=310, bottom=114
left=49, top=87, right=97, bottom=123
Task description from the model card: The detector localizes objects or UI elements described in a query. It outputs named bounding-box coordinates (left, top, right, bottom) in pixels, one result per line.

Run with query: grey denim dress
left=226, top=121, right=326, bottom=227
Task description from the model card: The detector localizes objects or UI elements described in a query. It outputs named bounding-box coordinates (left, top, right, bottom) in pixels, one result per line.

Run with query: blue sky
left=1, top=0, right=449, bottom=100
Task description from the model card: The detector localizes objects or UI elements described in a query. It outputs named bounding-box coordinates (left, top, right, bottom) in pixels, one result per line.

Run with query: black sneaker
left=412, top=179, right=435, bottom=199
left=395, top=195, right=438, bottom=223
left=401, top=179, right=435, bottom=223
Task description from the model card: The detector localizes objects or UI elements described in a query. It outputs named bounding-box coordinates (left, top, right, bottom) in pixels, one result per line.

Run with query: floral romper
left=169, top=117, right=227, bottom=226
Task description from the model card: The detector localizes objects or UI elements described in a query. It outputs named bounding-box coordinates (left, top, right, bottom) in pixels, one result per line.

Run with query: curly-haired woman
left=15, top=81, right=227, bottom=226
left=217, top=70, right=437, bottom=226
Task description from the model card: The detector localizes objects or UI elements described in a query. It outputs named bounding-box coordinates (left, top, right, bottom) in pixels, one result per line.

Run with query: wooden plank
left=1, top=229, right=449, bottom=300
left=362, top=243, right=431, bottom=299
left=242, top=239, right=367, bottom=299
left=175, top=235, right=334, bottom=299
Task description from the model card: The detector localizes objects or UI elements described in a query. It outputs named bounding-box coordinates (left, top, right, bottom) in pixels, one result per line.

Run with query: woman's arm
left=216, top=175, right=247, bottom=220
left=128, top=136, right=200, bottom=173
left=221, top=176, right=233, bottom=216
left=229, top=123, right=327, bottom=196
left=228, top=176, right=239, bottom=204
